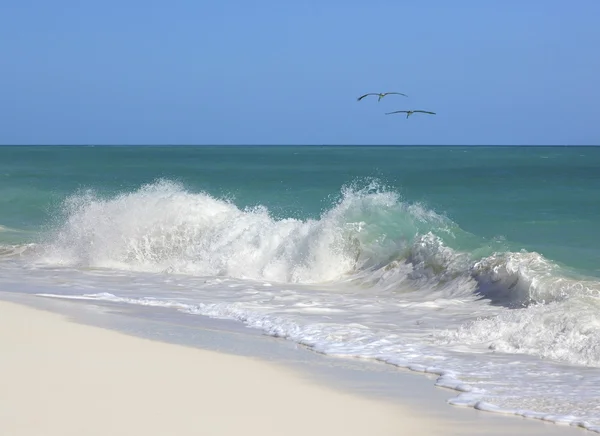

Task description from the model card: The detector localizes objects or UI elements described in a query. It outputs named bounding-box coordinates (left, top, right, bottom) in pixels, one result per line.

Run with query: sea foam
left=3, top=179, right=600, bottom=432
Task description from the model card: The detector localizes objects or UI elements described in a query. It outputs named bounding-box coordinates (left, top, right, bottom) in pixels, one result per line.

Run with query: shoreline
left=0, top=299, right=445, bottom=436
left=0, top=294, right=586, bottom=435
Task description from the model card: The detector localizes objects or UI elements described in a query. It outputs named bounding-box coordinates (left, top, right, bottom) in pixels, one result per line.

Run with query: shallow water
left=2, top=145, right=600, bottom=431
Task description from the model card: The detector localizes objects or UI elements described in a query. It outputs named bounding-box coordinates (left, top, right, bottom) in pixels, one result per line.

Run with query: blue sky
left=1, top=0, right=599, bottom=145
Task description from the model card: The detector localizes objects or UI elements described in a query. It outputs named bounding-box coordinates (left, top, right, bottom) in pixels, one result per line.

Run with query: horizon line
left=0, top=144, right=598, bottom=148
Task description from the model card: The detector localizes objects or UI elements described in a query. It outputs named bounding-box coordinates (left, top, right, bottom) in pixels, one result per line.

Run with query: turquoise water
left=2, top=145, right=600, bottom=431
left=2, top=145, right=600, bottom=274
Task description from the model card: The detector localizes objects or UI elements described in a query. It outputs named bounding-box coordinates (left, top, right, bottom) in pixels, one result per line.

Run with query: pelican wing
left=413, top=110, right=436, bottom=115
left=382, top=92, right=408, bottom=97
left=357, top=93, right=379, bottom=101
left=385, top=110, right=409, bottom=115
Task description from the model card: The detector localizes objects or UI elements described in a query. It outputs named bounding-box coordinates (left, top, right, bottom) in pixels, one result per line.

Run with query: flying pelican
left=357, top=92, right=408, bottom=102
left=385, top=110, right=436, bottom=118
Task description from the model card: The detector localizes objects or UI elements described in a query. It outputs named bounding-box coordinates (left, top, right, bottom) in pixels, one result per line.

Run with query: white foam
left=438, top=296, right=600, bottom=366
left=4, top=179, right=600, bottom=432
left=471, top=251, right=600, bottom=305
left=39, top=180, right=390, bottom=282
left=32, top=284, right=600, bottom=432
left=0, top=243, right=38, bottom=258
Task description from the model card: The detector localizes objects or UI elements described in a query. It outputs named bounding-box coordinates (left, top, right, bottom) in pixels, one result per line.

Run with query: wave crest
left=471, top=251, right=600, bottom=306
left=43, top=180, right=423, bottom=282
left=18, top=180, right=598, bottom=309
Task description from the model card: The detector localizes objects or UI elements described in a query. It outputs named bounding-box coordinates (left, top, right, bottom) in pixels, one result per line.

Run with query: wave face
left=36, top=180, right=600, bottom=308
left=39, top=179, right=467, bottom=282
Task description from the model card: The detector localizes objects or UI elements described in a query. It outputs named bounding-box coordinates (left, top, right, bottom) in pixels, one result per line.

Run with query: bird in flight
left=385, top=110, right=436, bottom=118
left=357, top=92, right=408, bottom=102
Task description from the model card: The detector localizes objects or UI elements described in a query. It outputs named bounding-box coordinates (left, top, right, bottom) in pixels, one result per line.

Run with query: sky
left=1, top=0, right=599, bottom=145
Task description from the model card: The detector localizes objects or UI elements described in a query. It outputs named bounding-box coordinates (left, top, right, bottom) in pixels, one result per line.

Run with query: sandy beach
left=0, top=300, right=449, bottom=436
left=1, top=299, right=589, bottom=436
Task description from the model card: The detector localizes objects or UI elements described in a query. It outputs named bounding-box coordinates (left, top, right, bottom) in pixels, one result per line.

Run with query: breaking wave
left=0, top=179, right=588, bottom=309
left=4, top=179, right=600, bottom=428
left=16, top=179, right=591, bottom=306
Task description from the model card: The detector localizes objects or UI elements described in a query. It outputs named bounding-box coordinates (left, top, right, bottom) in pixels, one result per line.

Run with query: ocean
left=2, top=145, right=600, bottom=431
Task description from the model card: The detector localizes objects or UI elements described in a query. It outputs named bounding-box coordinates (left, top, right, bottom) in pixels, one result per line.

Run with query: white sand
left=0, top=300, right=447, bottom=436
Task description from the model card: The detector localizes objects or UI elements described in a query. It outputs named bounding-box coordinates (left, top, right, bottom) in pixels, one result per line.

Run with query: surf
left=15, top=179, right=589, bottom=306
left=4, top=178, right=600, bottom=430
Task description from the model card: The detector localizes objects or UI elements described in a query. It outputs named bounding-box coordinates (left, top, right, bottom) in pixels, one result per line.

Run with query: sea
left=1, top=145, right=600, bottom=431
